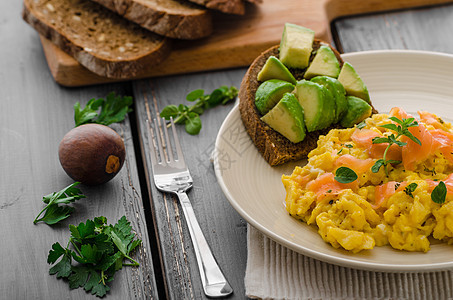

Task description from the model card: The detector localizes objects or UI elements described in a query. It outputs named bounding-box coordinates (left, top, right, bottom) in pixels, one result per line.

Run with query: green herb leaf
left=334, top=167, right=358, bottom=184
left=160, top=105, right=180, bottom=119
left=48, top=216, right=142, bottom=298
left=185, top=113, right=202, bottom=135
left=371, top=159, right=385, bottom=173
left=34, top=182, right=85, bottom=225
left=371, top=115, right=423, bottom=176
left=431, top=181, right=447, bottom=204
left=74, top=92, right=133, bottom=127
left=160, top=85, right=238, bottom=134
left=404, top=183, right=418, bottom=198
left=186, top=89, right=205, bottom=101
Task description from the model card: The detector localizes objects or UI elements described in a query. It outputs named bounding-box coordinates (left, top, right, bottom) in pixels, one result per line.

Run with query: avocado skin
left=340, top=96, right=372, bottom=128
left=255, top=79, right=294, bottom=115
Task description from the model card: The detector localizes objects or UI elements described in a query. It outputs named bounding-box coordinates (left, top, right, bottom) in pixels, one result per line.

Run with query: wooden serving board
left=40, top=0, right=453, bottom=87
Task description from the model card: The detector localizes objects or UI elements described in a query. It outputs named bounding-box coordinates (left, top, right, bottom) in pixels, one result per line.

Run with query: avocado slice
left=311, top=76, right=347, bottom=124
left=294, top=80, right=335, bottom=132
left=279, top=23, right=315, bottom=69
left=340, top=96, right=372, bottom=128
left=337, top=62, right=370, bottom=103
left=261, top=93, right=306, bottom=143
left=257, top=56, right=297, bottom=84
left=304, top=45, right=340, bottom=79
left=255, top=79, right=295, bottom=115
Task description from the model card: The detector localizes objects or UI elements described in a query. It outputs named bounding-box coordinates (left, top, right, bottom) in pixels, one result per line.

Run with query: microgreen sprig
left=371, top=116, right=421, bottom=175
left=160, top=86, right=238, bottom=135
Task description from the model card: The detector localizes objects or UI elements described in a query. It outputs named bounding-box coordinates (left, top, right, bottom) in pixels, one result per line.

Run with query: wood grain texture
left=0, top=1, right=159, bottom=298
left=133, top=70, right=248, bottom=299
left=37, top=0, right=453, bottom=86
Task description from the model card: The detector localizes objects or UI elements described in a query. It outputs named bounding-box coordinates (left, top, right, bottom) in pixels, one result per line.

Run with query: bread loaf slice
left=239, top=42, right=343, bottom=166
left=22, top=0, right=171, bottom=79
left=90, top=0, right=213, bottom=40
left=187, top=0, right=245, bottom=15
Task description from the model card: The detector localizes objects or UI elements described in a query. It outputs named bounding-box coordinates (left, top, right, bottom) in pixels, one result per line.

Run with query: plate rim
left=214, top=49, right=453, bottom=272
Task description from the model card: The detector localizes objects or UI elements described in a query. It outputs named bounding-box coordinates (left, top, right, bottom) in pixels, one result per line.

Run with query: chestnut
left=58, top=124, right=126, bottom=185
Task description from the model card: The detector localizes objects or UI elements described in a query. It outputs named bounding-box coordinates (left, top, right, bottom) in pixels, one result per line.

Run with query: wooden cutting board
left=40, top=0, right=453, bottom=87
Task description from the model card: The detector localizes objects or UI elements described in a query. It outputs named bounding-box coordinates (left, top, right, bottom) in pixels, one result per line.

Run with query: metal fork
left=147, top=117, right=233, bottom=298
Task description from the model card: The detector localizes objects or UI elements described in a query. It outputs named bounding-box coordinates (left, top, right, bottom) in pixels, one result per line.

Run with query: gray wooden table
left=1, top=0, right=453, bottom=299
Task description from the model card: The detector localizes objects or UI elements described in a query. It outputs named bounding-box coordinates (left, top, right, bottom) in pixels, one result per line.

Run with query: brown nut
left=58, top=124, right=126, bottom=185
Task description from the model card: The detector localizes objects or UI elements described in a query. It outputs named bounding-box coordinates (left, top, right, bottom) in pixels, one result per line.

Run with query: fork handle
left=176, top=191, right=233, bottom=298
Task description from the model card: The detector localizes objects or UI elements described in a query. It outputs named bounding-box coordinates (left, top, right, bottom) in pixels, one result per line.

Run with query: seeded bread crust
left=90, top=0, right=213, bottom=40
left=239, top=41, right=344, bottom=166
left=188, top=0, right=245, bottom=15
left=22, top=0, right=171, bottom=79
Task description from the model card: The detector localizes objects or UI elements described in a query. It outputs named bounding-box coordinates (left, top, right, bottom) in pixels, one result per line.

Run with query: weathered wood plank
left=133, top=70, right=248, bottom=299
left=0, top=1, right=159, bottom=298
left=334, top=4, right=453, bottom=53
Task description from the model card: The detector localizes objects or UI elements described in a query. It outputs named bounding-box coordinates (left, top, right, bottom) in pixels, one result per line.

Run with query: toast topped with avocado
left=239, top=23, right=376, bottom=166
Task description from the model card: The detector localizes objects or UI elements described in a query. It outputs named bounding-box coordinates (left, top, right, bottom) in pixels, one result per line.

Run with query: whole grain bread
left=90, top=0, right=213, bottom=40
left=188, top=0, right=245, bottom=15
left=22, top=0, right=171, bottom=79
left=239, top=42, right=344, bottom=166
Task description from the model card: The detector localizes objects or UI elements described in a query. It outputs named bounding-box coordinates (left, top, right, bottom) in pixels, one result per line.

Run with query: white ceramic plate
left=213, top=50, right=453, bottom=272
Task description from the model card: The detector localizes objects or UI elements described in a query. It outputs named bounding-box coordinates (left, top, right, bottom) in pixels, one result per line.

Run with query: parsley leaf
left=431, top=181, right=447, bottom=204
left=47, top=216, right=141, bottom=298
left=34, top=182, right=85, bottom=225
left=160, top=86, right=238, bottom=135
left=74, top=92, right=133, bottom=127
left=404, top=183, right=418, bottom=198
left=334, top=167, right=358, bottom=184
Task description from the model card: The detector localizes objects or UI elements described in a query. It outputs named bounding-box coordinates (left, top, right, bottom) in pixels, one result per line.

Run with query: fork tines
left=148, top=117, right=185, bottom=167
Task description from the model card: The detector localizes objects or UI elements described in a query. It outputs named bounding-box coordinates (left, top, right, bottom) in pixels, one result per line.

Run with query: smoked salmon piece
left=390, top=107, right=441, bottom=170
left=372, top=181, right=399, bottom=209
left=307, top=172, right=358, bottom=201
left=351, top=129, right=402, bottom=161
left=336, top=154, right=375, bottom=174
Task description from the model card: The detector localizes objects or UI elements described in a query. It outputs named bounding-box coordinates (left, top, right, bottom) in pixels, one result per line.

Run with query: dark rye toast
left=90, top=0, right=213, bottom=40
left=239, top=40, right=376, bottom=166
left=188, top=0, right=245, bottom=15
left=22, top=0, right=171, bottom=79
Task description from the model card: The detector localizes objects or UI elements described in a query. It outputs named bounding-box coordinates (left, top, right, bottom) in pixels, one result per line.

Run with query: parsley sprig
left=74, top=92, right=133, bottom=127
left=48, top=216, right=142, bottom=297
left=371, top=116, right=421, bottom=175
left=160, top=86, right=238, bottom=135
left=34, top=182, right=85, bottom=225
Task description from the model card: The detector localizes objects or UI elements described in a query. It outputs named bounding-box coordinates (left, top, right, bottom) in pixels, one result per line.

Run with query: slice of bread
left=239, top=41, right=372, bottom=166
left=22, top=0, right=171, bottom=79
left=90, top=0, right=213, bottom=40
left=187, top=0, right=245, bottom=15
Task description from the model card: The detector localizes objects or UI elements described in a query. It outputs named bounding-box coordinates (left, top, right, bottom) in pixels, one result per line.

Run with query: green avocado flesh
left=255, top=79, right=295, bottom=115
left=337, top=62, right=370, bottom=103
left=340, top=96, right=372, bottom=127
left=257, top=56, right=297, bottom=84
left=279, top=23, right=314, bottom=69
left=304, top=46, right=340, bottom=79
left=311, top=76, right=347, bottom=124
left=295, top=80, right=334, bottom=132
left=261, top=93, right=306, bottom=143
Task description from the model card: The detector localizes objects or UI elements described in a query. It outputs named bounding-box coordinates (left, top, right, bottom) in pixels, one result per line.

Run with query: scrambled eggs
left=282, top=107, right=453, bottom=253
